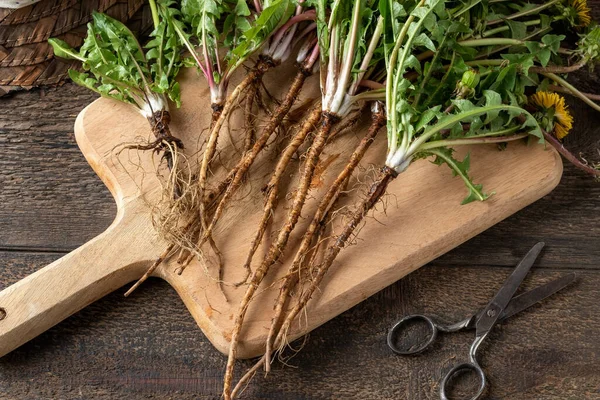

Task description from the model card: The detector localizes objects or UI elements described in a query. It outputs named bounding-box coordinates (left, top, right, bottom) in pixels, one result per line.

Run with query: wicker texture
left=0, top=0, right=151, bottom=96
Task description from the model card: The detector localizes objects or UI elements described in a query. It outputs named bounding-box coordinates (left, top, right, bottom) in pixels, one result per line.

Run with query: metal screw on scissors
left=387, top=242, right=576, bottom=400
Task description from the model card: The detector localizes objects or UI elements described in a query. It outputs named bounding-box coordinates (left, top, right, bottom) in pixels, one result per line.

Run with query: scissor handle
left=387, top=314, right=438, bottom=355
left=388, top=313, right=474, bottom=355
left=440, top=360, right=486, bottom=400
left=440, top=334, right=488, bottom=400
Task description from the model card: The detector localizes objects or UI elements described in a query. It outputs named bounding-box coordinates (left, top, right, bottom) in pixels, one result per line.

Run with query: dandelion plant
left=173, top=0, right=297, bottom=248
left=191, top=4, right=321, bottom=273
left=50, top=5, right=184, bottom=173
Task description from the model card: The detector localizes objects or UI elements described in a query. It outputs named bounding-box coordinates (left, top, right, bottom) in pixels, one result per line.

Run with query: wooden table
left=1, top=72, right=600, bottom=399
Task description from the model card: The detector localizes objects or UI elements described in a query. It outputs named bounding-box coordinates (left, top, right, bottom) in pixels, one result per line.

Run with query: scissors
left=387, top=242, right=576, bottom=400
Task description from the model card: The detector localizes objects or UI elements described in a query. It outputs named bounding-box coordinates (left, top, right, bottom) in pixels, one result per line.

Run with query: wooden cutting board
left=0, top=67, right=562, bottom=359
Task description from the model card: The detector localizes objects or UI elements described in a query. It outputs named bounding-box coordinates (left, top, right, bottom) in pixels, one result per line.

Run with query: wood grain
left=0, top=251, right=598, bottom=399
left=1, top=52, right=600, bottom=400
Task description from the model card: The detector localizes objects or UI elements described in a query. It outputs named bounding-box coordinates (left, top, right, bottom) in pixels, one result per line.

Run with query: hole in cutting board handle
left=0, top=308, right=6, bottom=321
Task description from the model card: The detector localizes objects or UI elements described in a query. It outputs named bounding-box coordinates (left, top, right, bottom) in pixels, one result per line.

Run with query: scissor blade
left=476, top=242, right=545, bottom=335
left=500, top=273, right=576, bottom=321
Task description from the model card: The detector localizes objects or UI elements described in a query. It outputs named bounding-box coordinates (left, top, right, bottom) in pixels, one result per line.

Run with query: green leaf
left=415, top=106, right=442, bottom=132
left=59, top=5, right=184, bottom=111
left=68, top=69, right=135, bottom=105
left=413, top=32, right=436, bottom=52
left=495, top=64, right=517, bottom=92
left=421, top=103, right=542, bottom=144
left=169, top=81, right=181, bottom=107
left=404, top=54, right=422, bottom=73
left=68, top=70, right=100, bottom=92
left=428, top=147, right=492, bottom=204
left=229, top=0, right=293, bottom=67
left=506, top=20, right=527, bottom=40
left=48, top=38, right=85, bottom=62
left=233, top=0, right=250, bottom=16
left=482, top=90, right=502, bottom=123
left=92, top=12, right=146, bottom=64
left=525, top=41, right=551, bottom=67
left=501, top=53, right=535, bottom=74
left=541, top=34, right=565, bottom=54
left=524, top=35, right=564, bottom=67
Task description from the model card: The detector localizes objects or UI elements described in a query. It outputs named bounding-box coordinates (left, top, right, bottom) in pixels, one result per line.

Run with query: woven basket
left=0, top=0, right=153, bottom=96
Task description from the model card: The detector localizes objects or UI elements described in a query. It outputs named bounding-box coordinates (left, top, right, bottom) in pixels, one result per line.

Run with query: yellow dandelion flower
left=529, top=92, right=574, bottom=139
left=570, top=0, right=592, bottom=27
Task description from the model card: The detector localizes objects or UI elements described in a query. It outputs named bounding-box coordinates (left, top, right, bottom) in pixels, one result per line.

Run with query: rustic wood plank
left=0, top=84, right=114, bottom=252
left=0, top=250, right=597, bottom=399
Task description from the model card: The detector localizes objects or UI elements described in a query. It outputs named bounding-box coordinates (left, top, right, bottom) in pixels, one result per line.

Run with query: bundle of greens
left=170, top=0, right=309, bottom=269
left=49, top=4, right=184, bottom=189
left=117, top=0, right=310, bottom=294
left=185, top=1, right=321, bottom=275
left=261, top=11, right=385, bottom=376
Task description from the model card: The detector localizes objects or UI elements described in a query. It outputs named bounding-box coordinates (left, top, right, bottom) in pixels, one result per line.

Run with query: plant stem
left=481, top=19, right=541, bottom=38
left=473, top=26, right=551, bottom=60
left=452, top=0, right=482, bottom=18
left=172, top=22, right=209, bottom=77
left=542, top=130, right=600, bottom=177
left=465, top=59, right=505, bottom=67
left=408, top=105, right=537, bottom=156
left=419, top=132, right=528, bottom=151
left=460, top=38, right=524, bottom=47
left=201, top=18, right=216, bottom=102
left=427, top=148, right=486, bottom=201
left=465, top=59, right=588, bottom=75
left=530, top=60, right=588, bottom=74
left=149, top=0, right=160, bottom=30
left=543, top=72, right=600, bottom=113
left=487, top=0, right=561, bottom=26
left=413, top=34, right=448, bottom=109
left=549, top=84, right=600, bottom=102
left=424, top=51, right=456, bottom=109
left=353, top=89, right=386, bottom=102
left=349, top=16, right=383, bottom=95
left=416, top=25, right=536, bottom=61
left=330, top=0, right=364, bottom=112
left=387, top=0, right=428, bottom=160
left=359, top=80, right=385, bottom=90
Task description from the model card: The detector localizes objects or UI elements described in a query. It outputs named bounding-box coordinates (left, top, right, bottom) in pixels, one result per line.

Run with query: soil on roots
left=196, top=56, right=278, bottom=267
left=223, top=111, right=339, bottom=400
left=198, top=69, right=312, bottom=264
left=263, top=108, right=386, bottom=369
left=230, top=165, right=397, bottom=398
left=239, top=104, right=322, bottom=286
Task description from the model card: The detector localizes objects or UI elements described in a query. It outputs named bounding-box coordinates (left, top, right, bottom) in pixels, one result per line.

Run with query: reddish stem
left=543, top=130, right=600, bottom=177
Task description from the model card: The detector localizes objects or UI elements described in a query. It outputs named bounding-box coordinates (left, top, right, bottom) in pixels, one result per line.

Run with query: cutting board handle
left=0, top=215, right=156, bottom=357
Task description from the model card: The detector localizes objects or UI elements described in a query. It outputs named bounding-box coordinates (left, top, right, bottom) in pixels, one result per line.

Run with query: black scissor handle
left=387, top=314, right=438, bottom=355
left=440, top=360, right=486, bottom=400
